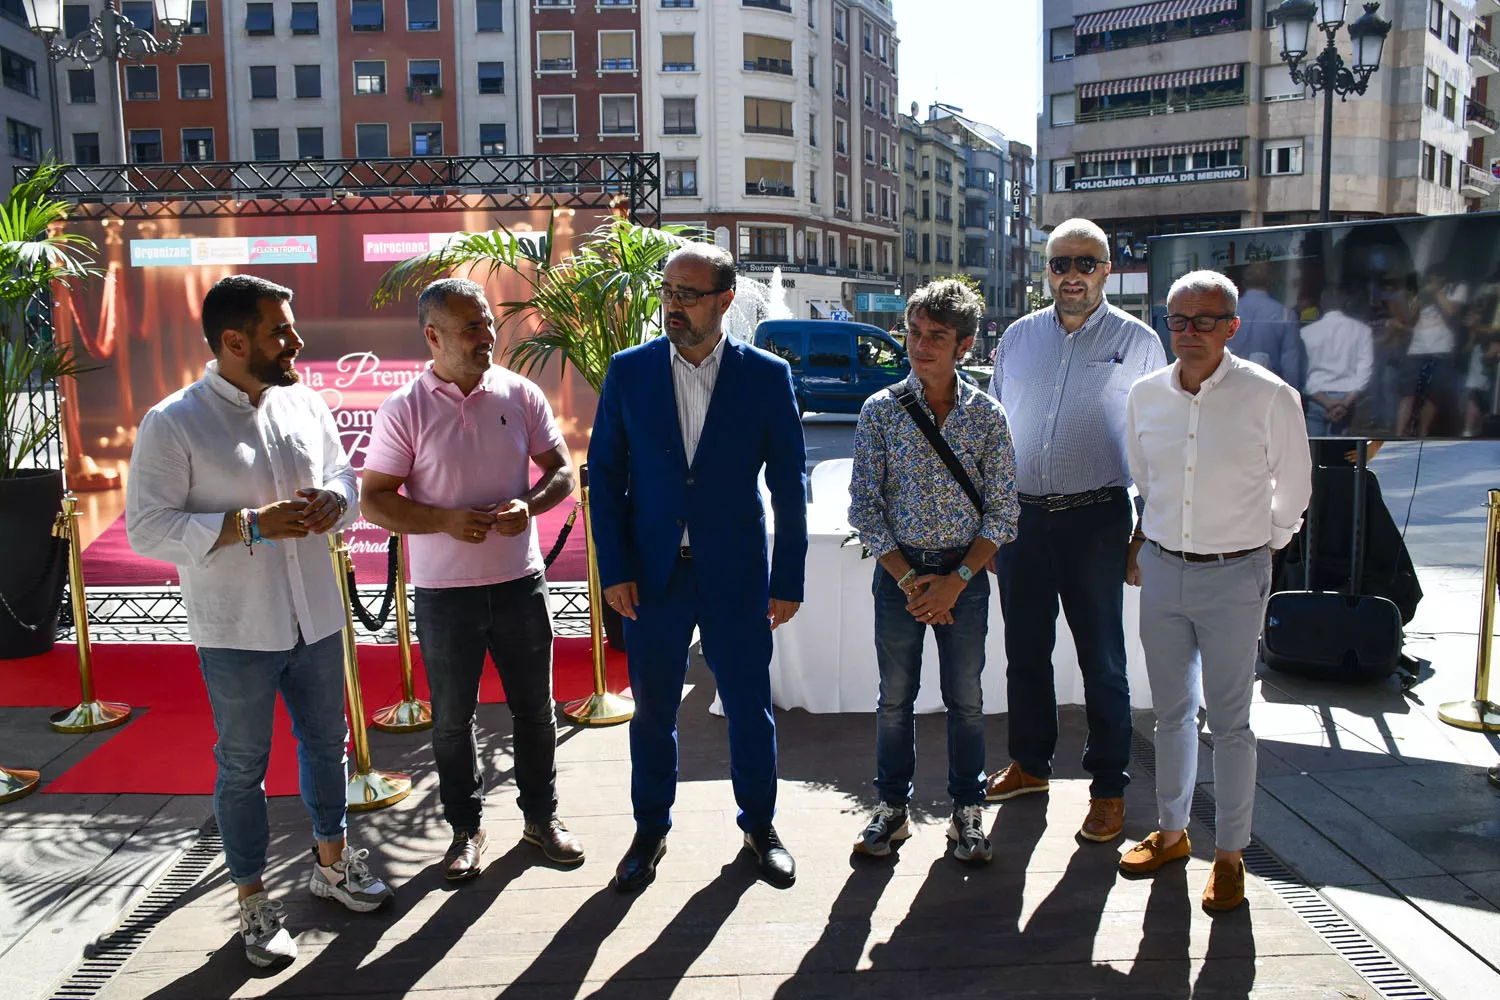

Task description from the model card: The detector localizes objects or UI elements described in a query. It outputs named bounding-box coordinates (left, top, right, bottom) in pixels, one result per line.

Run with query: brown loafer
left=523, top=818, right=585, bottom=865
left=1078, top=797, right=1125, bottom=842
left=1203, top=858, right=1246, bottom=911
left=1118, top=831, right=1191, bottom=874
left=444, top=829, right=488, bottom=881
left=984, top=763, right=1049, bottom=802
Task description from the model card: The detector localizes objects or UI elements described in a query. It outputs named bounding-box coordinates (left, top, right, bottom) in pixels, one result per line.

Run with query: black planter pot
left=0, top=469, right=67, bottom=659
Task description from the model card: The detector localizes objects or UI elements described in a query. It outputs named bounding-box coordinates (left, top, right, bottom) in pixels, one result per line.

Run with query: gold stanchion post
left=563, top=476, right=634, bottom=726
left=329, top=532, right=413, bottom=810
left=49, top=495, right=130, bottom=734
left=372, top=534, right=431, bottom=733
left=1440, top=489, right=1500, bottom=733
left=0, top=766, right=40, bottom=805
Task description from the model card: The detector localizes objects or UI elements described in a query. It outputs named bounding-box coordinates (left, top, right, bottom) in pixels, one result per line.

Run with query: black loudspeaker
left=1261, top=591, right=1403, bottom=682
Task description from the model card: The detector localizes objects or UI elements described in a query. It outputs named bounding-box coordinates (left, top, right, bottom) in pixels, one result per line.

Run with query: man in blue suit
left=589, top=242, right=808, bottom=891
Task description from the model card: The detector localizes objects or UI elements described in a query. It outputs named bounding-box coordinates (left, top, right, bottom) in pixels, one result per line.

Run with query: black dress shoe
left=743, top=826, right=796, bottom=888
left=612, top=832, right=667, bottom=893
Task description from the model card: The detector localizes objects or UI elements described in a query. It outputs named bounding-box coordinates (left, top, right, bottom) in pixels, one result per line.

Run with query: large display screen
left=1148, top=212, right=1500, bottom=440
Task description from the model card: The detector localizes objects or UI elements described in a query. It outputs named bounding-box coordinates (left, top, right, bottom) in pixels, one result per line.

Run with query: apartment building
left=2, top=0, right=56, bottom=194
left=1040, top=0, right=1497, bottom=317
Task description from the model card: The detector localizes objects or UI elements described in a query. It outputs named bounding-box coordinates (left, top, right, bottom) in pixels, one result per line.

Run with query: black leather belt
left=1018, top=486, right=1124, bottom=512
left=1151, top=541, right=1263, bottom=563
left=678, top=545, right=692, bottom=560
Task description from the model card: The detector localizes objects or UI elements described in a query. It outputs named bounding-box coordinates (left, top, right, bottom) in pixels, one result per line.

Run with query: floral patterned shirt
left=848, top=373, right=1020, bottom=557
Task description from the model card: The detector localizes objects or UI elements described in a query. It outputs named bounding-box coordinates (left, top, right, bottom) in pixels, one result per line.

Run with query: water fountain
left=722, top=265, right=794, bottom=343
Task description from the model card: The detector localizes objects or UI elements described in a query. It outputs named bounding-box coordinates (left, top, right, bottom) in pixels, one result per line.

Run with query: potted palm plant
left=1, top=160, right=100, bottom=658
left=373, top=214, right=694, bottom=648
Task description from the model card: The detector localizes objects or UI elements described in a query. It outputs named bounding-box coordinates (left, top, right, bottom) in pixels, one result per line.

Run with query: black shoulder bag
left=891, top=385, right=984, bottom=515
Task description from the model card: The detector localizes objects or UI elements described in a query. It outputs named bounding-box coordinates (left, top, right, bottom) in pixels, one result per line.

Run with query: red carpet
left=80, top=502, right=588, bottom=587
left=4, top=639, right=627, bottom=796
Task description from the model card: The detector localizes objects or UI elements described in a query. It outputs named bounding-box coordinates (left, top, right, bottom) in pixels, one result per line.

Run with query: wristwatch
left=956, top=564, right=974, bottom=583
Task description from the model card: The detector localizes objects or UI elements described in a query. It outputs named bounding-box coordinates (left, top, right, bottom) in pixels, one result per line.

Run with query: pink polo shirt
left=364, top=364, right=566, bottom=588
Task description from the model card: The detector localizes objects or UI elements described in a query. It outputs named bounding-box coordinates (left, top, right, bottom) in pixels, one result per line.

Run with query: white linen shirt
left=668, top=331, right=727, bottom=544
left=125, top=361, right=359, bottom=651
left=1301, top=309, right=1374, bottom=396
left=1126, top=351, right=1312, bottom=554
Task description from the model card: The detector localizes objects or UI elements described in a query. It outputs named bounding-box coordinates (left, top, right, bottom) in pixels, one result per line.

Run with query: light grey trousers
left=1137, top=542, right=1273, bottom=852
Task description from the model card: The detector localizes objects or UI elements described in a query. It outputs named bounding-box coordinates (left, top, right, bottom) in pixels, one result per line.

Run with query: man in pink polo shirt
left=361, top=277, right=582, bottom=880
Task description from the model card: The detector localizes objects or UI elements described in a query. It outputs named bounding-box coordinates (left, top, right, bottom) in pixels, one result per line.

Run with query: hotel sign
left=1074, top=165, right=1247, bottom=191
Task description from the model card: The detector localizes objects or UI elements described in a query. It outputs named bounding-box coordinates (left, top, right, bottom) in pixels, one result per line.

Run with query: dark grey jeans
left=415, top=573, right=557, bottom=831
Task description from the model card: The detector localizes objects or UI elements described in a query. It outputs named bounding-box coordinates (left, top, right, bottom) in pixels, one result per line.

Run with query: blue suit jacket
left=588, top=336, right=807, bottom=606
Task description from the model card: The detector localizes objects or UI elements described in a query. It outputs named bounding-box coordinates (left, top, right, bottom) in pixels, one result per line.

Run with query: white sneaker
left=309, top=845, right=394, bottom=913
left=238, top=891, right=296, bottom=968
left=947, top=803, right=993, bottom=864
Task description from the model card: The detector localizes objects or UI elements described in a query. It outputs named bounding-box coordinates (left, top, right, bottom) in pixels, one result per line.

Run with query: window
left=744, top=34, right=792, bottom=75
left=479, top=123, right=506, bottom=155
left=249, top=65, right=276, bottom=99
left=834, top=5, right=846, bottom=42
left=879, top=134, right=890, bottom=169
left=1050, top=26, right=1074, bottom=61
left=879, top=82, right=890, bottom=118
left=827, top=235, right=838, bottom=267
left=599, top=31, right=635, bottom=71
left=810, top=329, right=850, bottom=366
left=1052, top=158, right=1075, bottom=192
left=351, top=0, right=383, bottom=31
left=63, top=4, right=90, bottom=37
left=905, top=229, right=916, bottom=259
left=1425, top=70, right=1439, bottom=111
left=745, top=157, right=794, bottom=197
left=666, top=157, right=697, bottom=196
left=129, top=128, right=162, bottom=163
left=177, top=63, right=212, bottom=100
left=181, top=127, right=214, bottom=161
left=72, top=132, right=100, bottom=164
left=808, top=53, right=816, bottom=88
left=863, top=178, right=875, bottom=213
left=253, top=128, right=280, bottom=160
left=762, top=325, right=802, bottom=365
left=861, top=73, right=873, bottom=108
left=297, top=126, right=324, bottom=159
left=5, top=118, right=41, bottom=161
left=408, top=59, right=440, bottom=89
left=1050, top=92, right=1074, bottom=126
left=861, top=17, right=872, bottom=53
left=477, top=62, right=504, bottom=94
left=745, top=97, right=793, bottom=136
left=356, top=123, right=389, bottom=157
left=1447, top=12, right=1460, bottom=53
left=835, top=172, right=848, bottom=209
left=537, top=32, right=574, bottom=72
left=123, top=64, right=158, bottom=101
left=834, top=117, right=848, bottom=155
left=878, top=30, right=888, bottom=62
left=863, top=126, right=874, bottom=163
left=1262, top=140, right=1302, bottom=175
left=120, top=1, right=153, bottom=30
left=245, top=3, right=273, bottom=35
left=663, top=97, right=696, bottom=134
left=354, top=61, right=386, bottom=94
left=810, top=168, right=819, bottom=203
left=1, top=47, right=37, bottom=97
left=661, top=34, right=694, bottom=71
left=806, top=230, right=820, bottom=265
left=411, top=122, right=442, bottom=155
left=808, top=111, right=818, bottom=146
left=67, top=68, right=95, bottom=104
left=538, top=95, right=576, bottom=135
left=1428, top=0, right=1442, bottom=37
left=1443, top=83, right=1457, bottom=121
left=740, top=225, right=789, bottom=262
left=600, top=95, right=637, bottom=135
left=187, top=0, right=208, bottom=33
left=476, top=0, right=502, bottom=31
left=1262, top=63, right=1305, bottom=102
left=1440, top=150, right=1454, bottom=187
left=290, top=2, right=318, bottom=33
left=407, top=0, right=437, bottom=29
left=1420, top=142, right=1436, bottom=182
left=833, top=61, right=847, bottom=98
left=860, top=333, right=900, bottom=370
left=937, top=194, right=951, bottom=220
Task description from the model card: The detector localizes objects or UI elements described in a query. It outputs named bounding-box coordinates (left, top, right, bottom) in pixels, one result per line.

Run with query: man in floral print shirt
left=847, top=279, right=1019, bottom=864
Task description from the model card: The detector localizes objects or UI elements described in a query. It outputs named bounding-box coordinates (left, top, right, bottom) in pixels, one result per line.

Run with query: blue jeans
left=197, top=631, right=349, bottom=885
left=1306, top=391, right=1354, bottom=437
left=996, top=491, right=1132, bottom=799
left=872, top=550, right=990, bottom=807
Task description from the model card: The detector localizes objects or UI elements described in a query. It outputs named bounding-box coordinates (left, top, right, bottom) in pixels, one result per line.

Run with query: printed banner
left=130, top=235, right=319, bottom=267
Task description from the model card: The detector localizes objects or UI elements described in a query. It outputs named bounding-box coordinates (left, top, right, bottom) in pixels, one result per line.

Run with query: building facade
left=2, top=0, right=56, bottom=195
left=1040, top=0, right=1498, bottom=317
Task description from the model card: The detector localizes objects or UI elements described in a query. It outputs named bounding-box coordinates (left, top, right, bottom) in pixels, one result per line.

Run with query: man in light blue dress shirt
left=985, top=219, right=1167, bottom=845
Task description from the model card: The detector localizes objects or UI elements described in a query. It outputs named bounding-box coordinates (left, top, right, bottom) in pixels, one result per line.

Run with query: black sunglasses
left=1048, top=255, right=1106, bottom=276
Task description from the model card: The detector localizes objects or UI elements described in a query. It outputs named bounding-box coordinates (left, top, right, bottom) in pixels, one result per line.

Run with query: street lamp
left=1272, top=0, right=1392, bottom=221
left=20, top=0, right=192, bottom=163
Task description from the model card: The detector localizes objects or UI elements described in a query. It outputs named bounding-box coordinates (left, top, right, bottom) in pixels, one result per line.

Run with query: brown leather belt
left=1151, top=541, right=1263, bottom=563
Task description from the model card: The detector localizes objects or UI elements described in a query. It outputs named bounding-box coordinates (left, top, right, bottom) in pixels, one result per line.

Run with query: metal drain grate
left=48, top=821, right=224, bottom=1000
left=1130, top=732, right=1437, bottom=1000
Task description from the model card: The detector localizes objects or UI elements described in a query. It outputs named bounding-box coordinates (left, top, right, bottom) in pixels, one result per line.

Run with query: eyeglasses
left=1164, top=313, right=1235, bottom=333
left=659, top=285, right=729, bottom=306
left=1048, top=255, right=1107, bottom=276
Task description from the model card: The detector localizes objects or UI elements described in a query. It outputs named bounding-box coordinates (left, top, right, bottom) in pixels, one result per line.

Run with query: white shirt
left=1301, top=309, right=1374, bottom=396
left=668, top=332, right=727, bottom=544
left=125, top=362, right=359, bottom=651
left=1408, top=283, right=1468, bottom=356
left=1126, top=351, right=1312, bottom=554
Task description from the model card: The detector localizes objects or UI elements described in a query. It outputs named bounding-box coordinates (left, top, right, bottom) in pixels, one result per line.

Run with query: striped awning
left=1077, top=62, right=1242, bottom=99
left=1077, top=137, right=1242, bottom=164
left=1075, top=0, right=1238, bottom=36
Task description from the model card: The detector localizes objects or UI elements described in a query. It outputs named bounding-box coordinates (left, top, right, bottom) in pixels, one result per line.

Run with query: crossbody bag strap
left=892, top=385, right=984, bottom=516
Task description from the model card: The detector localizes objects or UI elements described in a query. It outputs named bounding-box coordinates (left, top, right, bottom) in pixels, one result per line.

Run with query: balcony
left=744, top=57, right=793, bottom=75
left=746, top=182, right=795, bottom=197
left=1466, top=98, right=1498, bottom=137
left=743, top=0, right=792, bottom=10
left=1077, top=90, right=1247, bottom=124
left=1461, top=161, right=1498, bottom=198
left=1075, top=12, right=1247, bottom=56
left=1471, top=34, right=1500, bottom=77
left=746, top=125, right=794, bottom=137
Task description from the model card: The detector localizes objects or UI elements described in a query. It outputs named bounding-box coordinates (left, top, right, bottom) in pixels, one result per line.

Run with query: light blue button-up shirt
left=988, top=299, right=1167, bottom=497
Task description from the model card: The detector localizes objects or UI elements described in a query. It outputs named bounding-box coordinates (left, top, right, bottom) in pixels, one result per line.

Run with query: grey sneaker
left=853, top=802, right=911, bottom=857
left=947, top=804, right=993, bottom=864
left=309, top=846, right=394, bottom=913
left=238, top=891, right=296, bottom=968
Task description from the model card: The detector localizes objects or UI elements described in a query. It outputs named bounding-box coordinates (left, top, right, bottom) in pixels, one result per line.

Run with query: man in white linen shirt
left=1300, top=291, right=1374, bottom=437
left=126, top=275, right=392, bottom=969
left=1117, top=270, right=1312, bottom=913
